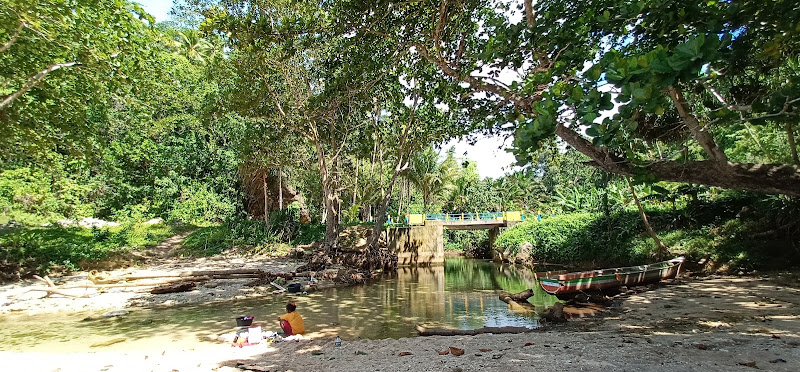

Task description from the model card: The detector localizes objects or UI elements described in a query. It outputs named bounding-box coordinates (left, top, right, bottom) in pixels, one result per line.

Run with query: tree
left=405, top=146, right=458, bottom=213
left=357, top=94, right=464, bottom=252
left=0, top=0, right=152, bottom=159
left=199, top=0, right=390, bottom=248
left=174, top=28, right=216, bottom=63
left=334, top=0, right=800, bottom=196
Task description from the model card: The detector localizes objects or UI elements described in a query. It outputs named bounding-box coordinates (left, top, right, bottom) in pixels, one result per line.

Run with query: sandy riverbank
left=2, top=251, right=800, bottom=371
left=0, top=254, right=308, bottom=314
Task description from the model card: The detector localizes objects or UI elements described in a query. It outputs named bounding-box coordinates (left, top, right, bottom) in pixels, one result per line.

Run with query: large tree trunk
left=278, top=166, right=283, bottom=210
left=315, top=144, right=340, bottom=248
left=263, top=171, right=270, bottom=228
left=555, top=124, right=800, bottom=196
left=369, top=160, right=405, bottom=249
left=788, top=123, right=799, bottom=165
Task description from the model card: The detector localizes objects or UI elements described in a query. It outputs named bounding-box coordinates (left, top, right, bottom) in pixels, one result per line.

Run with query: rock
left=78, top=217, right=120, bottom=228
left=57, top=219, right=76, bottom=227
left=448, top=347, right=465, bottom=356
left=541, top=302, right=566, bottom=322
left=517, top=242, right=533, bottom=262
left=102, top=310, right=130, bottom=318
left=143, top=218, right=164, bottom=225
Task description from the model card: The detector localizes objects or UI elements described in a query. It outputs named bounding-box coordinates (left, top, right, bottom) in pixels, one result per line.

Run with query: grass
left=0, top=222, right=183, bottom=278
left=179, top=218, right=326, bottom=258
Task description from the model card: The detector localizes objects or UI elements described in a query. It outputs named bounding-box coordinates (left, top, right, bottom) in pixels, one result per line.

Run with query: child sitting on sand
left=278, top=302, right=305, bottom=338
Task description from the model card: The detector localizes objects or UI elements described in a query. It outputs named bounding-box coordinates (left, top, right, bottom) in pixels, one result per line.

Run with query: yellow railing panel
left=408, top=214, right=425, bottom=225
left=505, top=211, right=522, bottom=221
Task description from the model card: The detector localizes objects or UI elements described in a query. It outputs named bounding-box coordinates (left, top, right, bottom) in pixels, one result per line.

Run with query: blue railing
left=426, top=212, right=505, bottom=222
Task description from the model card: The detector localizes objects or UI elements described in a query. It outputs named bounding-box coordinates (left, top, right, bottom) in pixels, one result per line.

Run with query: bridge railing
left=405, top=211, right=524, bottom=225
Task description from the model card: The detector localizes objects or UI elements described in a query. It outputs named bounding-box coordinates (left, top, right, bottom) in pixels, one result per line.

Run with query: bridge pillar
left=489, top=227, right=501, bottom=261
left=387, top=220, right=444, bottom=266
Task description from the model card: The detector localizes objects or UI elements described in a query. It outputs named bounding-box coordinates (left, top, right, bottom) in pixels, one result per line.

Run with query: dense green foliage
left=496, top=193, right=800, bottom=270
left=1, top=0, right=798, bottom=278
left=496, top=213, right=645, bottom=265
left=180, top=212, right=325, bottom=257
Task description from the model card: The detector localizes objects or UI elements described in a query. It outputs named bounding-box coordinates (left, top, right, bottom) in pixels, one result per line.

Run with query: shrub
left=495, top=212, right=647, bottom=265
left=167, top=183, right=236, bottom=225
left=180, top=211, right=324, bottom=257
left=0, top=168, right=96, bottom=218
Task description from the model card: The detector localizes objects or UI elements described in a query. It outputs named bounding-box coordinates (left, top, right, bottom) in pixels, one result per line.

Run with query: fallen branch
left=65, top=276, right=212, bottom=289
left=91, top=268, right=268, bottom=284
left=499, top=289, right=534, bottom=302
left=498, top=289, right=536, bottom=311
left=125, top=268, right=266, bottom=280
left=416, top=325, right=536, bottom=336
left=150, top=281, right=196, bottom=294
left=31, top=275, right=90, bottom=298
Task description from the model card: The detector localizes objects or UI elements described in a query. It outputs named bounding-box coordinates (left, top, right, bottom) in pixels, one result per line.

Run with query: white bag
left=248, top=326, right=262, bottom=342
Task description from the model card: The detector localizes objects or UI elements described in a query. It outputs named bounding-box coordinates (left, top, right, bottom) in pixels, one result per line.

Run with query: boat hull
left=538, top=257, right=685, bottom=295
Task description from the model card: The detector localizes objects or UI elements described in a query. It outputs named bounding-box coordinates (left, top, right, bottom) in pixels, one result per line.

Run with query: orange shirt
left=279, top=311, right=305, bottom=335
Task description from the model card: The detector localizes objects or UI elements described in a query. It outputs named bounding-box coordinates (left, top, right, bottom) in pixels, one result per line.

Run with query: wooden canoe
left=538, top=257, right=685, bottom=295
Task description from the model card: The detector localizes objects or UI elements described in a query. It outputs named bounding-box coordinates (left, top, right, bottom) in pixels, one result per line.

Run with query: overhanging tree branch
left=667, top=85, right=728, bottom=163
left=0, top=61, right=79, bottom=111
left=555, top=123, right=800, bottom=195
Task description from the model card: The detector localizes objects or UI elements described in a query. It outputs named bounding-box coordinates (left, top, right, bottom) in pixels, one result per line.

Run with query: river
left=0, top=258, right=561, bottom=352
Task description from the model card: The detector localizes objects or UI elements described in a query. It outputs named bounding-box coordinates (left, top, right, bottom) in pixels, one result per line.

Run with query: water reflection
left=0, top=258, right=563, bottom=351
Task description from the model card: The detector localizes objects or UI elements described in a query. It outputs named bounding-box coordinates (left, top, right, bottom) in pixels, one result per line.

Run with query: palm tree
left=405, top=146, right=456, bottom=213
left=175, top=29, right=214, bottom=62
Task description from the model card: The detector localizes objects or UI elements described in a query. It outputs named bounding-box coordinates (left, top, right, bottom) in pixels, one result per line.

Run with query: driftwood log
left=66, top=276, right=212, bottom=289
left=498, top=289, right=536, bottom=311
left=31, top=275, right=90, bottom=298
left=91, top=268, right=267, bottom=284
left=416, top=325, right=535, bottom=336
left=539, top=302, right=566, bottom=322
left=150, top=281, right=196, bottom=294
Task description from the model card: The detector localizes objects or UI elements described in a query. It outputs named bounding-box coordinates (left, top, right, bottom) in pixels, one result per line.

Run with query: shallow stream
left=0, top=258, right=562, bottom=352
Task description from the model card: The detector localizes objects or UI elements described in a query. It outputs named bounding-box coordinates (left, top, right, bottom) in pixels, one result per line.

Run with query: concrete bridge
left=388, top=212, right=524, bottom=266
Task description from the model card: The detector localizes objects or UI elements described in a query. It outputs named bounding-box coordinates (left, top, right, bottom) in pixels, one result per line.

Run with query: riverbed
left=0, top=258, right=559, bottom=353
left=2, top=273, right=800, bottom=371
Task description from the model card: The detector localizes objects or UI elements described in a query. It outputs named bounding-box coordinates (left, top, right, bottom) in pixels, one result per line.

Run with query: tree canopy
left=334, top=0, right=800, bottom=196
